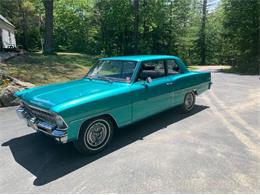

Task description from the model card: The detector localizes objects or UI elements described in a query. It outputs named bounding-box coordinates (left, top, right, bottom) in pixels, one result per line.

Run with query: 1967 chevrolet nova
left=15, top=55, right=211, bottom=154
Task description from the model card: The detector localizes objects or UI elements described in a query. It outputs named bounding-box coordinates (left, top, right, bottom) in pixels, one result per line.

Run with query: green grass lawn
left=0, top=52, right=99, bottom=85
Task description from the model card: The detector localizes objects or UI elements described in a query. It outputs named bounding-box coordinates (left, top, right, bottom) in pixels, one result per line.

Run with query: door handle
left=166, top=82, right=174, bottom=86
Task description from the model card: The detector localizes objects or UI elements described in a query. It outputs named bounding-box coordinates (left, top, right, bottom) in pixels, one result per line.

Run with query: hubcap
left=86, top=122, right=108, bottom=147
left=185, top=93, right=194, bottom=109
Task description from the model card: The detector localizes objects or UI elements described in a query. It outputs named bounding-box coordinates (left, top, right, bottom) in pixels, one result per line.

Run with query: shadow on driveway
left=2, top=105, right=208, bottom=186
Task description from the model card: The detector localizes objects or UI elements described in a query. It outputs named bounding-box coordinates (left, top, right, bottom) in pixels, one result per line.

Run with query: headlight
left=55, top=115, right=67, bottom=130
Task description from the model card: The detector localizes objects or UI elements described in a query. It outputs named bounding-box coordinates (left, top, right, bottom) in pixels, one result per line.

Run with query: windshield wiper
left=94, top=75, right=113, bottom=83
left=84, top=75, right=93, bottom=80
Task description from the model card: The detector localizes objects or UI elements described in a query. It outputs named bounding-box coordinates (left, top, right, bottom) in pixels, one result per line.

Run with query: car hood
left=17, top=79, right=127, bottom=111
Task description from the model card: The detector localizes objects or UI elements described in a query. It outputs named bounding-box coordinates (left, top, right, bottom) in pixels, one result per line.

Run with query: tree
left=133, top=0, right=140, bottom=54
left=199, top=0, right=207, bottom=65
left=2, top=0, right=258, bottom=74
left=54, top=0, right=94, bottom=53
left=222, top=0, right=259, bottom=73
left=206, top=6, right=224, bottom=64
left=43, top=0, right=54, bottom=54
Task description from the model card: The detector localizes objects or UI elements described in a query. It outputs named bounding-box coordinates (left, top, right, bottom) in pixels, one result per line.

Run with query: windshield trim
left=86, top=59, right=138, bottom=83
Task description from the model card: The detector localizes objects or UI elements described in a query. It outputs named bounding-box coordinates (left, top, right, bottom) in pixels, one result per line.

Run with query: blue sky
left=208, top=0, right=221, bottom=12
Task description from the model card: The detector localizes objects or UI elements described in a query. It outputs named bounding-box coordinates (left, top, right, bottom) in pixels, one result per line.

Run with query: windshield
left=87, top=60, right=137, bottom=82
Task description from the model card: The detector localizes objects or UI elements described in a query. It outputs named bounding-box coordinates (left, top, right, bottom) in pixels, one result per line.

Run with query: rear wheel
left=73, top=116, right=114, bottom=155
left=180, top=91, right=196, bottom=113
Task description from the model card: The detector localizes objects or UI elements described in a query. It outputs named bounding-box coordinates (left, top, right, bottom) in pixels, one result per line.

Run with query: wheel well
left=101, top=114, right=118, bottom=129
left=193, top=90, right=198, bottom=95
left=80, top=114, right=118, bottom=131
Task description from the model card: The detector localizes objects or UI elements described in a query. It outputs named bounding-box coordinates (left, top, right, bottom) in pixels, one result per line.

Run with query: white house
left=0, top=15, right=16, bottom=50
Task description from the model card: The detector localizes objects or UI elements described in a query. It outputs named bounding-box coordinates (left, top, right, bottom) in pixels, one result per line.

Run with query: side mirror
left=146, top=77, right=152, bottom=83
left=142, top=77, right=152, bottom=87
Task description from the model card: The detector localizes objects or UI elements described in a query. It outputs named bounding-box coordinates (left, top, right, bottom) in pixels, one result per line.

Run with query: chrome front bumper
left=16, top=106, right=68, bottom=143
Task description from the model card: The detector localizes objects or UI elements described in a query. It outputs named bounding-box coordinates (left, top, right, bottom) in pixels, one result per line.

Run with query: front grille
left=23, top=103, right=56, bottom=124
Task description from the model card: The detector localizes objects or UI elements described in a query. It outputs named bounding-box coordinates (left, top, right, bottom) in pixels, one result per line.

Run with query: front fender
left=56, top=90, right=133, bottom=142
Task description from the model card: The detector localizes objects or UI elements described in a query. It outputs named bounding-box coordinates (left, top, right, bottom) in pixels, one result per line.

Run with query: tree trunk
left=133, top=0, right=139, bottom=54
left=43, top=0, right=54, bottom=54
left=142, top=0, right=148, bottom=52
left=18, top=0, right=27, bottom=50
left=200, top=0, right=207, bottom=65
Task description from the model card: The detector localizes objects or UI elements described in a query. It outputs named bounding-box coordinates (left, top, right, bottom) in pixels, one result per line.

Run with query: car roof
left=100, top=55, right=180, bottom=62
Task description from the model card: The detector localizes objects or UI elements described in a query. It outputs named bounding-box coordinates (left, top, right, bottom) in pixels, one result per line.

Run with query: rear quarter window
left=166, top=60, right=181, bottom=75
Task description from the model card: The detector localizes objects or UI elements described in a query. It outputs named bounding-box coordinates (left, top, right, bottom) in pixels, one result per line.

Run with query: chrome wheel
left=184, top=92, right=195, bottom=111
left=74, top=116, right=114, bottom=155
left=84, top=119, right=110, bottom=150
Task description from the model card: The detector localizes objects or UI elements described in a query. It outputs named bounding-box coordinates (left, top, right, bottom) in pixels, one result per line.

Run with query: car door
left=131, top=60, right=174, bottom=122
left=165, top=59, right=187, bottom=106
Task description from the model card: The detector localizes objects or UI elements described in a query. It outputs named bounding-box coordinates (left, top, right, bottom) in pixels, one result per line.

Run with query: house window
left=8, top=31, right=11, bottom=43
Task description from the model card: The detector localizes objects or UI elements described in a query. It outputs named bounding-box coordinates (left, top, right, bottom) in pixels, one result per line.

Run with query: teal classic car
left=15, top=55, right=211, bottom=154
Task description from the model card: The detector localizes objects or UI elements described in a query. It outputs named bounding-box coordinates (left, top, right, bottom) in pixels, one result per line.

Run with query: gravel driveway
left=0, top=72, right=259, bottom=193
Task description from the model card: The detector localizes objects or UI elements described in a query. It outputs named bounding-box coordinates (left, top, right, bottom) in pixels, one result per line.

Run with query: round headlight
left=55, top=115, right=67, bottom=129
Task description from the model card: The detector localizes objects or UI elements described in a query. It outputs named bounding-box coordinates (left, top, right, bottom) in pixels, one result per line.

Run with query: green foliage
left=222, top=0, right=259, bottom=73
left=1, top=0, right=259, bottom=73
left=93, top=0, right=134, bottom=55
left=54, top=0, right=94, bottom=53
left=92, top=0, right=198, bottom=58
left=205, top=6, right=224, bottom=64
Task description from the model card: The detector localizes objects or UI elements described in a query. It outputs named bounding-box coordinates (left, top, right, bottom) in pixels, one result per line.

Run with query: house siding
left=0, top=18, right=16, bottom=48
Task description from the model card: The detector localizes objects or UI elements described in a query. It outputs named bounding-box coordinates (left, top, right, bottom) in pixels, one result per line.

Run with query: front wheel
left=73, top=116, right=114, bottom=155
left=180, top=91, right=196, bottom=113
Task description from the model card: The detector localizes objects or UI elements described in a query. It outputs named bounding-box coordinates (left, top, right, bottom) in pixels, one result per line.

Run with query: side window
left=166, top=60, right=181, bottom=75
left=137, top=60, right=166, bottom=81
